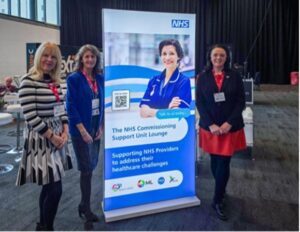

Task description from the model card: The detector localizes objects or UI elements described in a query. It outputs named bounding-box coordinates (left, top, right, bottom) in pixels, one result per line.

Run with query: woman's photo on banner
left=139, top=39, right=192, bottom=118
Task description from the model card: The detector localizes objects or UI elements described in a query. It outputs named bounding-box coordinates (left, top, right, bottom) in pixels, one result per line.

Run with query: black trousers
left=39, top=181, right=62, bottom=230
left=210, top=154, right=231, bottom=204
left=80, top=171, right=93, bottom=212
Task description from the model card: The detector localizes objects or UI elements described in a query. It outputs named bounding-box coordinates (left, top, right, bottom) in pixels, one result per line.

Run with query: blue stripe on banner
left=105, top=65, right=160, bottom=80
left=105, top=103, right=112, bottom=108
left=105, top=99, right=196, bottom=109
left=104, top=65, right=195, bottom=80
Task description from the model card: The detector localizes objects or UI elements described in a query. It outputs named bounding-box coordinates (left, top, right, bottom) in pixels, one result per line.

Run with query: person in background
left=16, top=42, right=73, bottom=231
left=139, top=39, right=191, bottom=117
left=0, top=76, right=17, bottom=96
left=196, top=44, right=246, bottom=221
left=66, top=44, right=104, bottom=230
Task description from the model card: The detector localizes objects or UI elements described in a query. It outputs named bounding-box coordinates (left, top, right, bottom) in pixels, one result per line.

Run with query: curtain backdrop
left=61, top=0, right=298, bottom=84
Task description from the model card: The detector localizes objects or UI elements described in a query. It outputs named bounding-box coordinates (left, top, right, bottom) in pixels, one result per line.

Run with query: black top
left=43, top=74, right=52, bottom=82
left=196, top=69, right=245, bottom=132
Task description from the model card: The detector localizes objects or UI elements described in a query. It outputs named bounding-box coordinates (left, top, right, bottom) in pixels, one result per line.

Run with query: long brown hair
left=74, top=44, right=101, bottom=76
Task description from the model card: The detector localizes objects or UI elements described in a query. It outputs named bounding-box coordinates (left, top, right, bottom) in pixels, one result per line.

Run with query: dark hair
left=74, top=44, right=101, bottom=75
left=159, top=39, right=184, bottom=62
left=205, top=44, right=231, bottom=71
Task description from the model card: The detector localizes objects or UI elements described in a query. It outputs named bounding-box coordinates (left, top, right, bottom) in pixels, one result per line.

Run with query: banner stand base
left=103, top=196, right=200, bottom=222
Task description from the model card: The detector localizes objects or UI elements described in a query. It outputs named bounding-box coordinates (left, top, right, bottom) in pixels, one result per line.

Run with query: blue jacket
left=196, top=69, right=245, bottom=132
left=66, top=71, right=104, bottom=137
left=140, top=68, right=191, bottom=109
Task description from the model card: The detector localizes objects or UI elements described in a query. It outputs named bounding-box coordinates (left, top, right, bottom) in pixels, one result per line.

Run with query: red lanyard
left=212, top=70, right=225, bottom=91
left=82, top=71, right=98, bottom=95
left=48, top=83, right=60, bottom=102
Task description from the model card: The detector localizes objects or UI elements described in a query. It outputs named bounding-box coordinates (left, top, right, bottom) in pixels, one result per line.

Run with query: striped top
left=19, top=75, right=68, bottom=135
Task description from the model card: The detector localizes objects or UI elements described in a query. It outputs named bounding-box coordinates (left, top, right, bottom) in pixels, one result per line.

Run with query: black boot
left=84, top=221, right=94, bottom=231
left=78, top=204, right=98, bottom=230
left=79, top=172, right=99, bottom=223
left=36, top=223, right=54, bottom=231
left=212, top=203, right=228, bottom=221
left=78, top=204, right=99, bottom=222
left=36, top=223, right=47, bottom=231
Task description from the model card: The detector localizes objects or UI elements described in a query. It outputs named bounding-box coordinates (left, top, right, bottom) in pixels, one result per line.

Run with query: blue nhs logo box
left=171, top=19, right=190, bottom=28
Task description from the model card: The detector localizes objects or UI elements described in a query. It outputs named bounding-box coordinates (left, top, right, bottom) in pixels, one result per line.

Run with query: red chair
left=290, top=72, right=299, bottom=85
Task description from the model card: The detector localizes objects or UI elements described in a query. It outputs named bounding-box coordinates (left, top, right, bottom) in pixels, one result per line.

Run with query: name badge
left=92, top=109, right=99, bottom=116
left=92, top=99, right=99, bottom=109
left=214, top=92, right=226, bottom=102
left=92, top=99, right=99, bottom=116
left=53, top=103, right=66, bottom=117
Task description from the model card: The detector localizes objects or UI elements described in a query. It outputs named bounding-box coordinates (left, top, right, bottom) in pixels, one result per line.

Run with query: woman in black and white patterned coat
left=16, top=42, right=72, bottom=231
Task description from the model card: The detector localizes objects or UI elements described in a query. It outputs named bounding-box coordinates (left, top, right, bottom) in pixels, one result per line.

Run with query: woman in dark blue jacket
left=66, top=44, right=104, bottom=229
left=196, top=44, right=246, bottom=221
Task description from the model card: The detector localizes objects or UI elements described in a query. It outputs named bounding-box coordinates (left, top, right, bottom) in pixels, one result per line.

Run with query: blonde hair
left=29, top=42, right=62, bottom=83
left=74, top=44, right=101, bottom=76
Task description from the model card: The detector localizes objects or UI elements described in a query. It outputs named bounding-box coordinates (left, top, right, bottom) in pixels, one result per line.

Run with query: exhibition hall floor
left=0, top=85, right=298, bottom=231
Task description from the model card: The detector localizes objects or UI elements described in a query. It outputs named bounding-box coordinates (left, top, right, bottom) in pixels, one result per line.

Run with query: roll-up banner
left=102, top=9, right=200, bottom=222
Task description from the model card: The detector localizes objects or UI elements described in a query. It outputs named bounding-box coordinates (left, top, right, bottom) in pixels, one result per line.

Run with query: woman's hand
left=168, top=97, right=181, bottom=109
left=81, top=131, right=93, bottom=144
left=61, top=124, right=69, bottom=144
left=219, top=122, right=232, bottom=134
left=50, top=134, right=65, bottom=149
left=140, top=105, right=157, bottom=118
left=77, top=124, right=93, bottom=144
left=94, top=126, right=103, bottom=141
left=209, top=124, right=221, bottom=135
left=61, top=131, right=69, bottom=145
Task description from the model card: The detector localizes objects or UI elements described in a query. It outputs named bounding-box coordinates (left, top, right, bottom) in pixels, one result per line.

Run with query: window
left=11, top=0, right=19, bottom=16
left=37, top=0, right=45, bottom=22
left=20, top=0, right=31, bottom=19
left=0, top=0, right=60, bottom=26
left=0, top=0, right=8, bottom=14
left=46, top=0, right=58, bottom=25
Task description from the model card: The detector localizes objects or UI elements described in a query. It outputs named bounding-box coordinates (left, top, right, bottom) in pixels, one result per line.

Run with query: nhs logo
left=171, top=19, right=190, bottom=28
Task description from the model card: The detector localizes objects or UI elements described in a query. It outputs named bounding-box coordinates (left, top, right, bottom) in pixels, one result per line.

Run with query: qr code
left=112, top=90, right=130, bottom=111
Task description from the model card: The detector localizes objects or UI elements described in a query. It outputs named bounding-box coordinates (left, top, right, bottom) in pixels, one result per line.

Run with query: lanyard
left=48, top=83, right=60, bottom=102
left=82, top=71, right=98, bottom=96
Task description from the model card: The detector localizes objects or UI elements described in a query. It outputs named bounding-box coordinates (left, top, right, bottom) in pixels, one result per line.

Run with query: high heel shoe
left=78, top=204, right=100, bottom=222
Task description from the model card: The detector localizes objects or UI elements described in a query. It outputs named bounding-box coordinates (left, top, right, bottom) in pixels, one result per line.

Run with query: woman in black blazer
left=196, top=44, right=246, bottom=220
